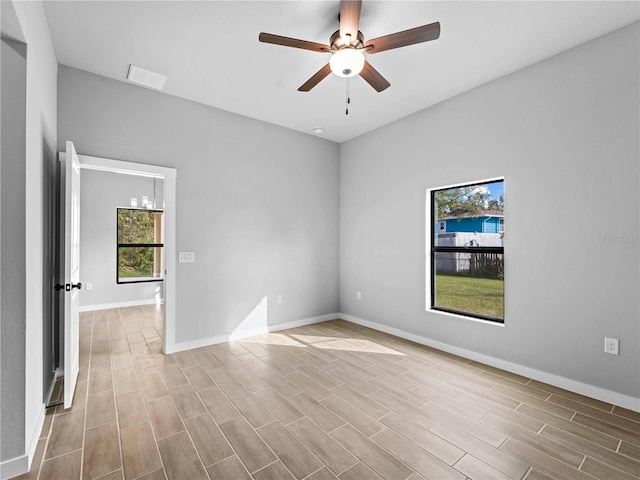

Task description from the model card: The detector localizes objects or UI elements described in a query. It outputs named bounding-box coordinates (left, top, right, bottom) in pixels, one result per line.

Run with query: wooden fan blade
left=360, top=61, right=390, bottom=92
left=339, top=0, right=362, bottom=43
left=298, top=64, right=332, bottom=92
left=364, top=22, right=440, bottom=54
left=259, top=33, right=330, bottom=52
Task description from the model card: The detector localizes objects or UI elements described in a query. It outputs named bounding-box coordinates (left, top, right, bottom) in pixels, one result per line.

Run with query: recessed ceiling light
left=126, top=64, right=168, bottom=90
left=313, top=127, right=324, bottom=134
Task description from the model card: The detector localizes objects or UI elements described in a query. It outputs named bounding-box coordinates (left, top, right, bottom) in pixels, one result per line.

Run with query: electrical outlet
left=356, top=290, right=362, bottom=300
left=85, top=282, right=93, bottom=291
left=277, top=294, right=283, bottom=304
left=604, top=337, right=619, bottom=355
left=178, top=252, right=195, bottom=263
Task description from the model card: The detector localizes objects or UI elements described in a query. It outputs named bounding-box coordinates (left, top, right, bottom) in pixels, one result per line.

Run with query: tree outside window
left=117, top=208, right=164, bottom=283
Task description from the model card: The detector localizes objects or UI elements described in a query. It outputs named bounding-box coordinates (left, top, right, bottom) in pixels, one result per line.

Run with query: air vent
left=126, top=64, right=167, bottom=90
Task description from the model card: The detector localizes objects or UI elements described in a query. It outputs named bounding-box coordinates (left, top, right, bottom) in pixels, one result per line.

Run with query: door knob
left=54, top=282, right=82, bottom=291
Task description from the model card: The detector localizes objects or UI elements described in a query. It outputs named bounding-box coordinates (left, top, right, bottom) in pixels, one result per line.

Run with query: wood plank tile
left=83, top=422, right=121, bottom=479
left=157, top=431, right=208, bottom=480
left=286, top=371, right=333, bottom=401
left=89, top=369, right=113, bottom=394
left=338, top=462, right=383, bottom=480
left=619, top=441, right=640, bottom=461
left=206, top=456, right=251, bottom=480
left=169, top=350, right=199, bottom=369
left=229, top=366, right=271, bottom=392
left=111, top=351, right=135, bottom=371
left=287, top=417, right=358, bottom=475
left=326, top=366, right=379, bottom=395
left=86, top=391, right=116, bottom=428
left=330, top=384, right=390, bottom=420
left=527, top=381, right=614, bottom=412
left=305, top=467, right=339, bottom=480
left=193, top=351, right=224, bottom=370
left=207, top=366, right=245, bottom=392
left=379, top=412, right=464, bottom=465
left=40, top=449, right=82, bottom=480
left=254, top=388, right=305, bottom=425
left=368, top=390, right=437, bottom=430
left=516, top=404, right=621, bottom=450
left=258, top=370, right=302, bottom=397
left=252, top=461, right=295, bottom=480
left=218, top=417, right=277, bottom=473
left=540, top=424, right=640, bottom=477
left=94, top=470, right=123, bottom=480
left=257, top=421, right=323, bottom=479
left=116, top=390, right=147, bottom=429
left=429, top=421, right=530, bottom=479
left=331, top=425, right=413, bottom=480
left=184, top=413, right=234, bottom=467
left=371, top=427, right=466, bottom=480
left=139, top=372, right=169, bottom=401
left=580, top=455, right=640, bottom=480
left=113, top=368, right=139, bottom=395
left=198, top=386, right=241, bottom=424
left=147, top=396, right=184, bottom=439
left=183, top=365, right=216, bottom=391
left=549, top=395, right=640, bottom=434
left=479, top=415, right=585, bottom=468
left=120, top=422, right=162, bottom=480
left=572, top=412, right=640, bottom=446
left=297, top=364, right=341, bottom=389
left=613, top=406, right=640, bottom=423
left=45, top=409, right=85, bottom=458
left=168, top=384, right=207, bottom=420
left=128, top=469, right=165, bottom=480
left=157, top=363, right=188, bottom=388
left=321, top=395, right=384, bottom=437
left=500, top=437, right=595, bottom=480
left=288, top=393, right=346, bottom=432
left=453, top=454, right=512, bottom=480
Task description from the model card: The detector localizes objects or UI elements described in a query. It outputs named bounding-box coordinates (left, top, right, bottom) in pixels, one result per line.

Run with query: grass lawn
left=434, top=273, right=504, bottom=320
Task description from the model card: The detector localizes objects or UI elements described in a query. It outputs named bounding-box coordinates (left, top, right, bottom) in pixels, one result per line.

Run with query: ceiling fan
left=258, top=0, right=440, bottom=93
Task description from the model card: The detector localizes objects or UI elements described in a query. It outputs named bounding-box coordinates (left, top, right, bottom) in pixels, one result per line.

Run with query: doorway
left=76, top=153, right=177, bottom=355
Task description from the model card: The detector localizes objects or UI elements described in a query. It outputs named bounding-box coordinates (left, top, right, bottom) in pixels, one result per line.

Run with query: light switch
left=179, top=251, right=195, bottom=263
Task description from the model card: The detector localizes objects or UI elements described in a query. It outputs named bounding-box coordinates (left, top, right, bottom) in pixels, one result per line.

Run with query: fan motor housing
left=330, top=30, right=365, bottom=49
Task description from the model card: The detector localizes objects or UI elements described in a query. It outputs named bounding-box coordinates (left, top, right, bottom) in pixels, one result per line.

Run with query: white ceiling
left=43, top=1, right=639, bottom=143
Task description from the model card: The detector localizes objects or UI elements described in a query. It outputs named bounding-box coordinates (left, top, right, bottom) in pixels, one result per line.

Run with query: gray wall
left=58, top=66, right=340, bottom=344
left=80, top=170, right=164, bottom=308
left=1, top=0, right=58, bottom=469
left=339, top=23, right=639, bottom=399
left=1, top=37, right=27, bottom=463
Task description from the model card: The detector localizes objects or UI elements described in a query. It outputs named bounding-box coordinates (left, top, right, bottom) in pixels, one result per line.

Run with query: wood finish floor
left=19, top=306, right=639, bottom=480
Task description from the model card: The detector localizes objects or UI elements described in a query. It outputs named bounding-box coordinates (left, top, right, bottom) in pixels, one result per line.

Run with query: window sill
left=117, top=277, right=164, bottom=285
left=427, top=308, right=505, bottom=326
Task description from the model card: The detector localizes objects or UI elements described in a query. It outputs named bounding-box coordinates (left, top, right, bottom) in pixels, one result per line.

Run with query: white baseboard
left=1, top=405, right=45, bottom=480
left=79, top=298, right=163, bottom=312
left=339, top=313, right=640, bottom=412
left=168, top=313, right=338, bottom=354
left=0, top=454, right=28, bottom=480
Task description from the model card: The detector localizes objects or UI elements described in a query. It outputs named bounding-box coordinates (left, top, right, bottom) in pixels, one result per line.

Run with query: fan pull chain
left=345, top=78, right=351, bottom=115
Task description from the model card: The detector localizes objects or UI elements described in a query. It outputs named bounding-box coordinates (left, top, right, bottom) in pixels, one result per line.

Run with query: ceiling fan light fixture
left=330, top=48, right=365, bottom=78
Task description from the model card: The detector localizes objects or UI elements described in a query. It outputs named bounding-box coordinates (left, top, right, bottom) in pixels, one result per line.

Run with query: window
left=117, top=208, right=164, bottom=284
left=429, top=179, right=504, bottom=322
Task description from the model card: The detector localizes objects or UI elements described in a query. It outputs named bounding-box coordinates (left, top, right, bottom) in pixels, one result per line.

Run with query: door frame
left=75, top=153, right=178, bottom=354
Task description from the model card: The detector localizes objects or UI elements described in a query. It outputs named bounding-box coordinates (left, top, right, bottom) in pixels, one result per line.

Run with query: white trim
left=339, top=313, right=640, bottom=412
left=1, top=404, right=46, bottom=479
left=79, top=298, right=163, bottom=312
left=0, top=454, right=29, bottom=480
left=167, top=313, right=338, bottom=354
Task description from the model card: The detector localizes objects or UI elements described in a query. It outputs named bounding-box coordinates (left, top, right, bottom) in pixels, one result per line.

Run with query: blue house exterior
left=438, top=211, right=504, bottom=234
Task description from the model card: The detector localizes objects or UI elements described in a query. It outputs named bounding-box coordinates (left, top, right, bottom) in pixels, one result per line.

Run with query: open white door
left=62, top=141, right=81, bottom=408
